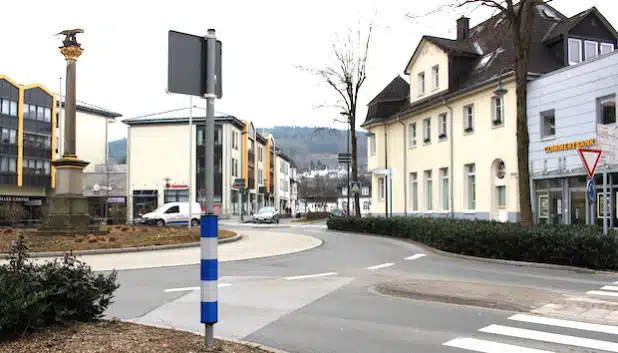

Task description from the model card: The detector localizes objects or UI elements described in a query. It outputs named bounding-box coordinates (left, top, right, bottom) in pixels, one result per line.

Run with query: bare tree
left=299, top=23, right=373, bottom=217
left=408, top=0, right=551, bottom=226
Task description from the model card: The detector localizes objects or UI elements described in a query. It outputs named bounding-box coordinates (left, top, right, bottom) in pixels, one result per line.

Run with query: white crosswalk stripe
left=442, top=313, right=618, bottom=352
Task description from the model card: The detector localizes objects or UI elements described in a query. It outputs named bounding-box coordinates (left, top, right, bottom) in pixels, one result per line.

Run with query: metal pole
left=346, top=127, right=350, bottom=216
left=604, top=168, right=608, bottom=234
left=105, top=120, right=109, bottom=224
left=188, top=97, right=193, bottom=230
left=202, top=28, right=217, bottom=351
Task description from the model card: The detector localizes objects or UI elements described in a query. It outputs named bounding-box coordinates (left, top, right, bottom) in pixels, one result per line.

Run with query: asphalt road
left=105, top=223, right=618, bottom=353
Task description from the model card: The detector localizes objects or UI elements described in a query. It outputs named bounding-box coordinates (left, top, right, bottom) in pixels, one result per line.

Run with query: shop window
left=164, top=189, right=189, bottom=203
left=598, top=95, right=616, bottom=125
left=541, top=110, right=555, bottom=137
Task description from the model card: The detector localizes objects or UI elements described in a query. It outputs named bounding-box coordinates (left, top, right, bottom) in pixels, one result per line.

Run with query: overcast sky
left=0, top=0, right=614, bottom=141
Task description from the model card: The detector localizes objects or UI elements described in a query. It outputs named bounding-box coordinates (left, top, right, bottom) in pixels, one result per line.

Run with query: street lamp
left=340, top=111, right=350, bottom=217
left=493, top=67, right=514, bottom=97
left=104, top=119, right=115, bottom=224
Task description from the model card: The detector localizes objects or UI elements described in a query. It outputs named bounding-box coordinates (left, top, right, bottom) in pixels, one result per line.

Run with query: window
left=497, top=186, right=506, bottom=208
left=475, top=53, right=493, bottom=70
left=492, top=96, right=504, bottom=126
left=363, top=201, right=369, bottom=211
left=9, top=101, right=17, bottom=116
left=425, top=170, right=433, bottom=211
left=378, top=177, right=385, bottom=200
left=1, top=128, right=9, bottom=144
left=585, top=40, right=599, bottom=60
left=466, top=164, right=476, bottom=210
left=9, top=129, right=16, bottom=144
left=361, top=186, right=369, bottom=196
left=432, top=65, right=439, bottom=89
left=35, top=160, right=43, bottom=175
left=10, top=158, right=17, bottom=173
left=408, top=123, right=417, bottom=147
left=36, top=106, right=44, bottom=121
left=369, top=135, right=376, bottom=156
left=439, top=113, right=447, bottom=139
left=164, top=190, right=189, bottom=203
left=440, top=167, right=449, bottom=210
left=44, top=108, right=51, bottom=122
left=464, top=104, right=474, bottom=133
left=410, top=172, right=418, bottom=211
left=258, top=146, right=263, bottom=161
left=541, top=110, right=555, bottom=137
left=43, top=161, right=50, bottom=175
left=23, top=104, right=30, bottom=119
left=232, top=158, right=238, bottom=177
left=598, top=95, right=616, bottom=125
left=1, top=99, right=8, bottom=115
left=418, top=72, right=425, bottom=95
left=601, top=43, right=615, bottom=55
left=423, top=118, right=431, bottom=143
left=165, top=205, right=180, bottom=214
left=342, top=187, right=348, bottom=196
left=568, top=38, right=582, bottom=65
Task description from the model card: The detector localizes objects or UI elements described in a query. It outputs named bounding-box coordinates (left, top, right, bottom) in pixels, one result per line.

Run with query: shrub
left=86, top=235, right=98, bottom=243
left=141, top=228, right=149, bottom=233
left=306, top=211, right=331, bottom=220
left=74, top=236, right=85, bottom=243
left=0, top=234, right=119, bottom=336
left=121, top=227, right=129, bottom=232
left=327, top=216, right=618, bottom=271
left=97, top=235, right=107, bottom=242
left=108, top=236, right=117, bottom=242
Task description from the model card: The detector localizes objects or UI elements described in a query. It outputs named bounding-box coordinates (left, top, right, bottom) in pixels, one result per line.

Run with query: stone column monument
left=39, top=29, right=103, bottom=235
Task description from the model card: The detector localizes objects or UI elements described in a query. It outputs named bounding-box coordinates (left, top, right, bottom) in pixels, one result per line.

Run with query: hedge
left=327, top=216, right=618, bottom=271
left=306, top=211, right=331, bottom=220
left=0, top=234, right=119, bottom=336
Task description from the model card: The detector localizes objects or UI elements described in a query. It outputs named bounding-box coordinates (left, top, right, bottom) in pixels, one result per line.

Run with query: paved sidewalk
left=3, top=230, right=322, bottom=272
left=532, top=295, right=618, bottom=325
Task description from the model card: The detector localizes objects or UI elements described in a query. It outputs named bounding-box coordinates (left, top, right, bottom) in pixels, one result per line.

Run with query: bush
left=306, top=211, right=331, bottom=220
left=0, top=234, right=119, bottom=336
left=327, top=216, right=618, bottom=270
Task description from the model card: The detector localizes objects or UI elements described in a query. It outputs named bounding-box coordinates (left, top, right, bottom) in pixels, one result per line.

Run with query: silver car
left=253, top=207, right=280, bottom=223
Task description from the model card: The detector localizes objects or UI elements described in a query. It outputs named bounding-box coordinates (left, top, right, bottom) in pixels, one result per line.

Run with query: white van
left=138, top=202, right=203, bottom=227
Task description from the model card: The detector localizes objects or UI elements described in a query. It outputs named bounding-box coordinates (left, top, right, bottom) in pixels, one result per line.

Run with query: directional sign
left=338, top=153, right=351, bottom=164
left=587, top=179, right=596, bottom=203
left=233, top=178, right=245, bottom=189
left=578, top=148, right=603, bottom=178
left=350, top=181, right=361, bottom=194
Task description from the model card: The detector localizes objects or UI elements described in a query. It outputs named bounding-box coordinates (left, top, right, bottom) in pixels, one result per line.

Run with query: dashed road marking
left=443, top=337, right=554, bottom=353
left=284, top=272, right=339, bottom=280
left=405, top=254, right=426, bottom=261
left=601, top=285, right=618, bottom=291
left=587, top=290, right=618, bottom=297
left=366, top=263, right=394, bottom=270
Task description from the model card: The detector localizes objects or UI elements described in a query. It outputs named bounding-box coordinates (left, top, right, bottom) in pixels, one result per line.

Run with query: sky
left=0, top=0, right=614, bottom=141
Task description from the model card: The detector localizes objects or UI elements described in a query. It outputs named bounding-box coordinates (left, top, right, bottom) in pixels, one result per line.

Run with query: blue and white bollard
left=200, top=214, right=218, bottom=348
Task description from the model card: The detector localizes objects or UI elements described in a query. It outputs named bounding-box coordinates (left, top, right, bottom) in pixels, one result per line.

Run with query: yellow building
left=363, top=4, right=617, bottom=221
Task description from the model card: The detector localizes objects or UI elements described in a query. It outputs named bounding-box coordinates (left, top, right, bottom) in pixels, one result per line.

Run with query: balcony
left=23, top=175, right=51, bottom=188
left=24, top=147, right=51, bottom=159
left=0, top=144, right=17, bottom=155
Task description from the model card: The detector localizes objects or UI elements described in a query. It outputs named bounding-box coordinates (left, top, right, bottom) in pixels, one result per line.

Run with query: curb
left=0, top=233, right=243, bottom=259
left=328, top=228, right=618, bottom=276
left=219, top=223, right=292, bottom=229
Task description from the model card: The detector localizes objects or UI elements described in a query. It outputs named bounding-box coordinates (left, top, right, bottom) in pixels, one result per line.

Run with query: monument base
left=38, top=156, right=107, bottom=236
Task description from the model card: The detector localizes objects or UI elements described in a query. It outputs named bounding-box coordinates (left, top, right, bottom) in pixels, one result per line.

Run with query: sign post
left=578, top=148, right=603, bottom=229
left=597, top=124, right=615, bottom=234
left=168, top=28, right=222, bottom=351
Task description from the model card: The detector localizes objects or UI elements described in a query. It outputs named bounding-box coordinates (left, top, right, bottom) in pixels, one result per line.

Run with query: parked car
left=137, top=202, right=203, bottom=227
left=330, top=209, right=344, bottom=217
left=253, top=207, right=280, bottom=223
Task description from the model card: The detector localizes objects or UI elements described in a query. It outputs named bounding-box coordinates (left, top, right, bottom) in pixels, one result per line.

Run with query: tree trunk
left=350, top=125, right=361, bottom=216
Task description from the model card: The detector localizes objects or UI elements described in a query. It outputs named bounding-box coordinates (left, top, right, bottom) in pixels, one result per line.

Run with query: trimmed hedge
left=306, top=211, right=331, bottom=220
left=327, top=216, right=618, bottom=270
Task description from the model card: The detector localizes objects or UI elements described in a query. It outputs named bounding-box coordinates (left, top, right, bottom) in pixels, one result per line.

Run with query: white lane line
left=509, top=314, right=618, bottom=335
left=164, top=283, right=231, bottom=293
left=405, top=254, right=426, bottom=261
left=284, top=272, right=338, bottom=280
left=587, top=290, right=618, bottom=297
left=443, top=337, right=554, bottom=353
left=601, top=285, right=618, bottom=291
left=479, top=324, right=618, bottom=352
left=366, top=263, right=394, bottom=270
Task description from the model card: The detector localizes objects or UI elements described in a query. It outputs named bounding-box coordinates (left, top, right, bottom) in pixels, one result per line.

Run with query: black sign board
left=167, top=30, right=222, bottom=98
left=338, top=153, right=351, bottom=164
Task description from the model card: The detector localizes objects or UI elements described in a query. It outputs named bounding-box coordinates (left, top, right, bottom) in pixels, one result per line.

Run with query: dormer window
left=568, top=38, right=582, bottom=65
left=418, top=72, right=425, bottom=96
left=585, top=40, right=599, bottom=60
left=475, top=53, right=493, bottom=70
left=601, top=43, right=615, bottom=55
left=432, top=65, right=439, bottom=89
left=538, top=6, right=559, bottom=20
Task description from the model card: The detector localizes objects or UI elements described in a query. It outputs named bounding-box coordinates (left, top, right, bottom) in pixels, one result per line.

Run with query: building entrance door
left=570, top=188, right=586, bottom=225
left=549, top=190, right=563, bottom=225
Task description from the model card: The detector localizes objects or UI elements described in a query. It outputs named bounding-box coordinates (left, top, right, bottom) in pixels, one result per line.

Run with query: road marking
left=443, top=337, right=554, bottom=353
left=509, top=314, right=618, bottom=335
left=601, top=285, right=618, bottom=291
left=479, top=324, right=618, bottom=352
left=405, top=254, right=426, bottom=261
left=587, top=290, right=618, bottom=297
left=366, top=263, right=394, bottom=270
left=164, top=283, right=231, bottom=293
left=284, top=272, right=338, bottom=280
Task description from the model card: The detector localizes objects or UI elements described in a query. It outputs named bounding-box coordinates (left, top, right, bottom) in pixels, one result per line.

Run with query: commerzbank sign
left=544, top=139, right=595, bottom=153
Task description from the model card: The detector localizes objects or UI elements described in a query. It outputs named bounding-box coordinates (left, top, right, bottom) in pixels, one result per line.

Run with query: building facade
left=0, top=74, right=120, bottom=223
left=528, top=49, right=618, bottom=226
left=125, top=108, right=296, bottom=222
left=363, top=4, right=618, bottom=222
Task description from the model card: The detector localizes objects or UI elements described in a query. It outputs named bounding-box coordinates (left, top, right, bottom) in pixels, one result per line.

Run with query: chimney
left=456, top=16, right=470, bottom=40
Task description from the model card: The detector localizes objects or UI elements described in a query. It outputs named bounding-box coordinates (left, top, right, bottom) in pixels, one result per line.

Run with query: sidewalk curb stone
left=329, top=229, right=618, bottom=276
left=0, top=233, right=242, bottom=259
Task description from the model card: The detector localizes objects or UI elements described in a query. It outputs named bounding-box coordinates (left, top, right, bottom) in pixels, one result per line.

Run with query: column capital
left=59, top=45, right=84, bottom=60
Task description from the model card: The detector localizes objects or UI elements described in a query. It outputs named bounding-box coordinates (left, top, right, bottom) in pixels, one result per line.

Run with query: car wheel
left=156, top=219, right=165, bottom=227
left=276, top=218, right=279, bottom=223
left=191, top=219, right=200, bottom=227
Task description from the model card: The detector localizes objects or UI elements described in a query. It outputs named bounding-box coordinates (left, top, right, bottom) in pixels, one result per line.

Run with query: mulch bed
left=0, top=320, right=273, bottom=353
left=0, top=226, right=236, bottom=253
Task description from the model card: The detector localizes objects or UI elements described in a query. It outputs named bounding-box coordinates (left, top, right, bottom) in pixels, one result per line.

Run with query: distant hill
left=107, top=126, right=367, bottom=170
left=257, top=126, right=367, bottom=170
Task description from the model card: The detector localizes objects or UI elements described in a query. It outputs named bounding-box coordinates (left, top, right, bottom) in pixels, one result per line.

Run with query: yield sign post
left=578, top=148, right=603, bottom=178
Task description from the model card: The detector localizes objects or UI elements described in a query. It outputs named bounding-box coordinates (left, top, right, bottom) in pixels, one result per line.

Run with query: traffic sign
left=597, top=123, right=616, bottom=165
left=338, top=153, right=351, bottom=164
left=350, top=181, right=361, bottom=194
left=233, top=178, right=245, bottom=189
left=578, top=148, right=603, bottom=178
left=587, top=179, right=596, bottom=203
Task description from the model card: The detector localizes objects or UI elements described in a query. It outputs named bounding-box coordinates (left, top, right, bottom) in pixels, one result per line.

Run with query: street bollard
left=200, top=214, right=218, bottom=350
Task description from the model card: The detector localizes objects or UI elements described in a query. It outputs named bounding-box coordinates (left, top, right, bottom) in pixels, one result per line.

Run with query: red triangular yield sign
left=578, top=148, right=603, bottom=178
